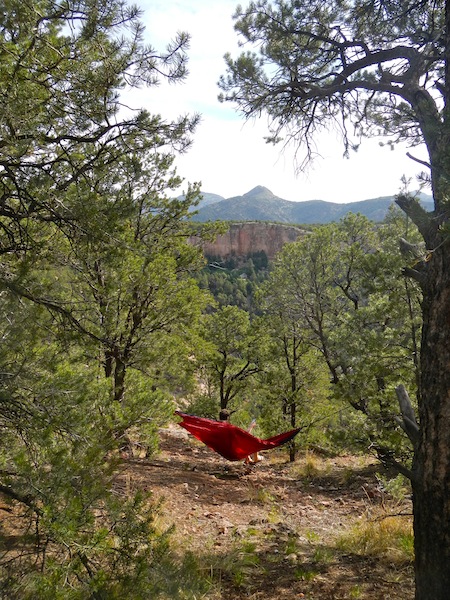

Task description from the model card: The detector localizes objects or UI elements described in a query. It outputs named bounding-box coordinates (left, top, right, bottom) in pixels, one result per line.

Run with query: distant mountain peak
left=243, top=186, right=276, bottom=199
left=191, top=186, right=434, bottom=224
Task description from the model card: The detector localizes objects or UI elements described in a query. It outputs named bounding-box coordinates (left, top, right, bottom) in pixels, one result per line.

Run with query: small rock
left=285, top=553, right=298, bottom=563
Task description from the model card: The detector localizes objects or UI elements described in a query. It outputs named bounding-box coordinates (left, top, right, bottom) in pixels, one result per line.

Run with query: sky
left=134, top=0, right=430, bottom=203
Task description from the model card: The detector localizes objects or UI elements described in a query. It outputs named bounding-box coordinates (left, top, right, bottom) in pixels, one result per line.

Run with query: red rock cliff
left=191, top=222, right=308, bottom=261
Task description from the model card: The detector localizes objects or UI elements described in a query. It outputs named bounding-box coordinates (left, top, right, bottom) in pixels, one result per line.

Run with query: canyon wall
left=191, top=222, right=309, bottom=261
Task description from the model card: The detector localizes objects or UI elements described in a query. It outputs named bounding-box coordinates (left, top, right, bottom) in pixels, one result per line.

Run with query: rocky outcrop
left=191, top=222, right=309, bottom=261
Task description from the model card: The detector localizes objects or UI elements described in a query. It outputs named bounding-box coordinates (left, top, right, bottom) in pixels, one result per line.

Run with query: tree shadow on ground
left=203, top=525, right=414, bottom=600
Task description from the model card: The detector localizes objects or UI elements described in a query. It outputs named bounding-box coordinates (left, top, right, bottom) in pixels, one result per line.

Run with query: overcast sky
left=135, top=0, right=429, bottom=203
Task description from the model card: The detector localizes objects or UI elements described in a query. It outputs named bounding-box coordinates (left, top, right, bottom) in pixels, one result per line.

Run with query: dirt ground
left=119, top=424, right=415, bottom=600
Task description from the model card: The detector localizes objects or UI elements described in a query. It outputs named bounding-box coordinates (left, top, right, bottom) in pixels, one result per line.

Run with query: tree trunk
left=412, top=2, right=450, bottom=588
left=114, top=358, right=126, bottom=404
left=289, top=400, right=296, bottom=462
left=412, top=243, right=450, bottom=600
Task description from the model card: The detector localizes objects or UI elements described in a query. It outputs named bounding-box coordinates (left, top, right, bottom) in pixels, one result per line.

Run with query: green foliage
left=0, top=0, right=210, bottom=596
left=0, top=0, right=439, bottom=594
left=256, top=342, right=332, bottom=453
left=191, top=305, right=264, bottom=417
left=378, top=473, right=412, bottom=503
left=219, top=0, right=443, bottom=160
left=2, top=490, right=210, bottom=599
left=184, top=392, right=219, bottom=419
left=0, top=0, right=198, bottom=258
left=197, top=252, right=269, bottom=311
left=259, top=213, right=422, bottom=458
left=0, top=309, right=208, bottom=597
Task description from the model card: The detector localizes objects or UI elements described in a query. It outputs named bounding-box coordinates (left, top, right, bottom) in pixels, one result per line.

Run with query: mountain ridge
left=191, top=186, right=433, bottom=224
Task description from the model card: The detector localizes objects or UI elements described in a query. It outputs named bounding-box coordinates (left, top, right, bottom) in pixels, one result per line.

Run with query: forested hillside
left=191, top=185, right=434, bottom=224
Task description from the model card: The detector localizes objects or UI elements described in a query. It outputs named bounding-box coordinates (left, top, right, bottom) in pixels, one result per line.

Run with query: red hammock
left=175, top=411, right=300, bottom=461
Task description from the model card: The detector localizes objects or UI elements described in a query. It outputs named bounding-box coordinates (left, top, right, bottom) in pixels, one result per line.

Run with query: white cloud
left=135, top=0, right=430, bottom=203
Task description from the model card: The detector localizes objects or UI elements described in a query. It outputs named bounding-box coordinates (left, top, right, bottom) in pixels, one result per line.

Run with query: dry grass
left=336, top=510, right=414, bottom=565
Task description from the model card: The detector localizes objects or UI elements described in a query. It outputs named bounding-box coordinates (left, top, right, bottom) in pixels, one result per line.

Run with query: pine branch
left=395, top=193, right=434, bottom=240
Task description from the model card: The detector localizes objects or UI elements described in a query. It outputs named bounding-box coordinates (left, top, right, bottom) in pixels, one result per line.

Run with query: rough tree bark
left=411, top=242, right=450, bottom=599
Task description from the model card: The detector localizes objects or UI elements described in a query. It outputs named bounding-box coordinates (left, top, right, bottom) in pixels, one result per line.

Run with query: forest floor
left=119, top=424, right=415, bottom=600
